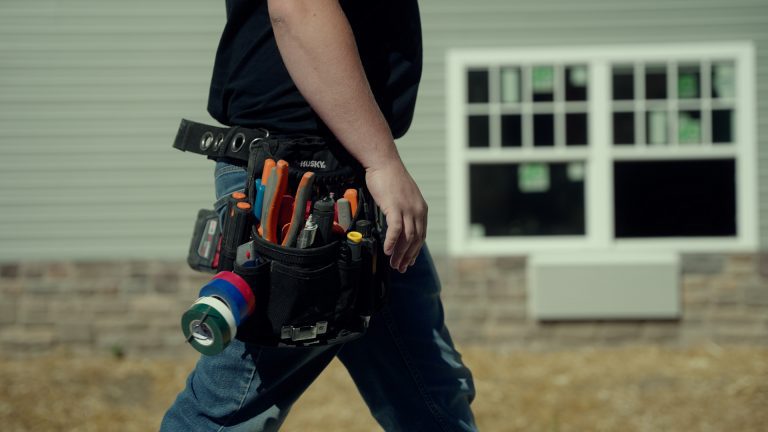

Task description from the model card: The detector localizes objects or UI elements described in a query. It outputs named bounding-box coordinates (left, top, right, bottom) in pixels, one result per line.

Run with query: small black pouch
left=186, top=209, right=222, bottom=274
left=233, top=227, right=380, bottom=347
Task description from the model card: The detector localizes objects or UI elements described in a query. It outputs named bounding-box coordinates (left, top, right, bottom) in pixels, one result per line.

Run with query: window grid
left=448, top=43, right=756, bottom=254
left=610, top=60, right=737, bottom=149
left=466, top=64, right=590, bottom=150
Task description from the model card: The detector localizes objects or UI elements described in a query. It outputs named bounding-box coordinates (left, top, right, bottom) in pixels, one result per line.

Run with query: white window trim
left=446, top=42, right=757, bottom=256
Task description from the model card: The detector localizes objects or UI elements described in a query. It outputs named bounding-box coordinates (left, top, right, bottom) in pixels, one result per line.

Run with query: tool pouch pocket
left=232, top=227, right=381, bottom=347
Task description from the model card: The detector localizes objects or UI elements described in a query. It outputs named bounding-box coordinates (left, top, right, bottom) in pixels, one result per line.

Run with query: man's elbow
left=267, top=0, right=313, bottom=28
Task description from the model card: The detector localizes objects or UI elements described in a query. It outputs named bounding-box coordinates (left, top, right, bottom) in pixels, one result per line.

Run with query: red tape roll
left=214, top=271, right=255, bottom=314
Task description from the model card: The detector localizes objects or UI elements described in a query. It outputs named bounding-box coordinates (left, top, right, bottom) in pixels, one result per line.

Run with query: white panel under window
left=528, top=253, right=680, bottom=320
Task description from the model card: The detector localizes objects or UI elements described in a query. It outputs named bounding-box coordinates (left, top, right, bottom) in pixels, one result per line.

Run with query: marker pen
left=347, top=231, right=362, bottom=261
left=354, top=220, right=372, bottom=238
left=312, top=196, right=335, bottom=246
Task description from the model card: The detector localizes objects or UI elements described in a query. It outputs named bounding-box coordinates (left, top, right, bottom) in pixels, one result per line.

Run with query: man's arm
left=268, top=0, right=426, bottom=273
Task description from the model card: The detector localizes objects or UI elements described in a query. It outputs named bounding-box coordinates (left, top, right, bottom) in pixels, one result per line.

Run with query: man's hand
left=365, top=159, right=427, bottom=273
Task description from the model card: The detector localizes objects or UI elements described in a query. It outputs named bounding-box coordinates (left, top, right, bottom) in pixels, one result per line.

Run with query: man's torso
left=208, top=0, right=423, bottom=138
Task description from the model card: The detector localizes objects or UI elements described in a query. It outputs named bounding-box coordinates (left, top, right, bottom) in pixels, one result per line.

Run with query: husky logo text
left=298, top=160, right=327, bottom=169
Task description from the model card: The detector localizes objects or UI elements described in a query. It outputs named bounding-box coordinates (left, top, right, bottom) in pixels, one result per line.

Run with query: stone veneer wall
left=0, top=254, right=766, bottom=356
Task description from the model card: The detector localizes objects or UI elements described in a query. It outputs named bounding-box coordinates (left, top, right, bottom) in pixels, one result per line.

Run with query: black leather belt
left=172, top=119, right=271, bottom=164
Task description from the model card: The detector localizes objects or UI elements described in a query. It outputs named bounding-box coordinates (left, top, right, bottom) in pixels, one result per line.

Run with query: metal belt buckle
left=281, top=321, right=328, bottom=342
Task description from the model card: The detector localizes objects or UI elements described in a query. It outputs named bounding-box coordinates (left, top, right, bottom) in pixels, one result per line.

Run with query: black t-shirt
left=207, top=0, right=422, bottom=139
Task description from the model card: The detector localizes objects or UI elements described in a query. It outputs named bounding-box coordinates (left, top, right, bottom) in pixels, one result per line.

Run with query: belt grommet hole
left=213, top=133, right=225, bottom=151
left=200, top=131, right=214, bottom=151
left=231, top=133, right=246, bottom=153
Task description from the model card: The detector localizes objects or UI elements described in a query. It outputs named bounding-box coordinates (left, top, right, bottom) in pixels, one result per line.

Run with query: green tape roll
left=181, top=298, right=234, bottom=356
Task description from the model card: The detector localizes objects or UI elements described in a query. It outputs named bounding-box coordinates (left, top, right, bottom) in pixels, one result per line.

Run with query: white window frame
left=446, top=42, right=757, bottom=256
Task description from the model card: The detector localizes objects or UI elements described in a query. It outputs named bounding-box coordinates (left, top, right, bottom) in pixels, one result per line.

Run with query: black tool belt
left=176, top=119, right=388, bottom=348
left=173, top=118, right=363, bottom=182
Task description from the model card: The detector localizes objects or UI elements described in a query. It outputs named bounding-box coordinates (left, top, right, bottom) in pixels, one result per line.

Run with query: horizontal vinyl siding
left=1, top=0, right=766, bottom=261
left=403, top=0, right=768, bottom=255
left=0, top=0, right=223, bottom=261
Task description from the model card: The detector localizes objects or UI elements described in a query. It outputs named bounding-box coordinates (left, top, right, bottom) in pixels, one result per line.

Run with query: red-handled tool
left=282, top=171, right=316, bottom=247
left=277, top=195, right=294, bottom=243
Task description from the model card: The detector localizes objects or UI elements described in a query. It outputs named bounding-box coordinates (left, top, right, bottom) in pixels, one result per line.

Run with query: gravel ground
left=0, top=344, right=766, bottom=431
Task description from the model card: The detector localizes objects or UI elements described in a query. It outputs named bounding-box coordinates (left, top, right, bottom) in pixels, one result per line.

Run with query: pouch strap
left=173, top=119, right=364, bottom=184
left=173, top=119, right=269, bottom=163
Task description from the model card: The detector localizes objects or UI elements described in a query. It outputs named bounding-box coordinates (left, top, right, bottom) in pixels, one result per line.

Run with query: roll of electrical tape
left=199, top=278, right=249, bottom=325
left=181, top=299, right=232, bottom=356
left=196, top=296, right=237, bottom=339
left=214, top=271, right=255, bottom=314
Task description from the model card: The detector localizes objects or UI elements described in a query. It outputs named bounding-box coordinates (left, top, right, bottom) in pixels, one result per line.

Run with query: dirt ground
left=0, top=344, right=766, bottom=432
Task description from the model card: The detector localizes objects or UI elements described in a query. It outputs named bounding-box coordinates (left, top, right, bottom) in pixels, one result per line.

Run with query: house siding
left=0, top=0, right=766, bottom=261
left=0, top=0, right=223, bottom=261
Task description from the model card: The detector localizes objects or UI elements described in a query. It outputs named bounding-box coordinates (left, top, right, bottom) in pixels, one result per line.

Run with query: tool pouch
left=176, top=119, right=389, bottom=347
left=232, top=226, right=386, bottom=347
left=233, top=138, right=388, bottom=347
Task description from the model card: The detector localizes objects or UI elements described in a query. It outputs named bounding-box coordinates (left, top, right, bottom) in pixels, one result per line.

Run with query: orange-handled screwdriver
left=343, top=188, right=358, bottom=218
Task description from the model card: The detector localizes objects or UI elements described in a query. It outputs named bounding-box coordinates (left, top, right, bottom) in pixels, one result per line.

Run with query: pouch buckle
left=280, top=321, right=328, bottom=341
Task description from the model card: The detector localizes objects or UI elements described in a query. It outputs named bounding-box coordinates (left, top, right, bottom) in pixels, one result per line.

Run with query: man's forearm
left=267, top=0, right=401, bottom=170
left=268, top=0, right=428, bottom=273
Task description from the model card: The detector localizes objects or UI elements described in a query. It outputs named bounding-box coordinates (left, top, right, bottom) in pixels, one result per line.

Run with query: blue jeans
left=160, top=162, right=477, bottom=432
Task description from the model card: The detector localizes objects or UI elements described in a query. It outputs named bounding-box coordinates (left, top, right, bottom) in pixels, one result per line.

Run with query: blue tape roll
left=199, top=278, right=249, bottom=326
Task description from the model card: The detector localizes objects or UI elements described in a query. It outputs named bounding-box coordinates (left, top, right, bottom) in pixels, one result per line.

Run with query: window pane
left=711, top=62, right=735, bottom=99
left=501, top=114, right=522, bottom=147
left=467, top=69, right=489, bottom=103
left=614, top=159, right=736, bottom=237
left=645, top=64, right=667, bottom=100
left=565, top=65, right=588, bottom=101
left=469, top=162, right=586, bottom=236
left=533, top=114, right=555, bottom=146
left=500, top=67, right=521, bottom=103
left=678, top=64, right=701, bottom=99
left=646, top=110, right=668, bottom=145
left=612, top=65, right=634, bottom=100
left=566, top=113, right=588, bottom=146
left=678, top=110, right=702, bottom=144
left=712, top=109, right=734, bottom=144
left=613, top=112, right=635, bottom=145
left=532, top=66, right=555, bottom=102
left=468, top=115, right=489, bottom=147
